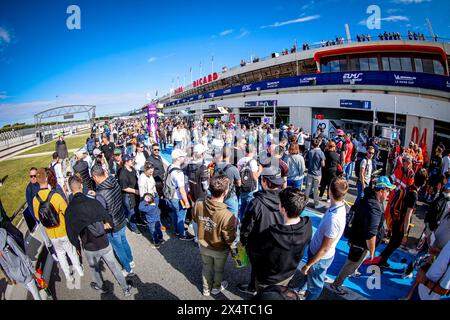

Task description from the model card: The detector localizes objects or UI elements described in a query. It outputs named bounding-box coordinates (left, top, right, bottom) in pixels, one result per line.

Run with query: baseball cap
left=193, top=144, right=206, bottom=154
left=336, top=129, right=345, bottom=136
left=80, top=148, right=88, bottom=154
left=75, top=150, right=84, bottom=159
left=171, top=149, right=187, bottom=160
left=260, top=166, right=284, bottom=186
left=113, top=148, right=122, bottom=156
left=375, top=176, right=395, bottom=190
left=123, top=154, right=135, bottom=162
left=93, top=149, right=102, bottom=157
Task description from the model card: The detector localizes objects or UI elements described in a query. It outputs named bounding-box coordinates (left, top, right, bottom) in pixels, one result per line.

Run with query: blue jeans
left=123, top=195, right=138, bottom=232
left=344, top=161, right=355, bottom=180
left=107, top=226, right=134, bottom=273
left=224, top=195, right=239, bottom=216
left=239, top=191, right=255, bottom=221
left=356, top=180, right=364, bottom=202
left=169, top=199, right=187, bottom=237
left=148, top=220, right=163, bottom=244
left=287, top=178, right=303, bottom=190
left=296, top=248, right=335, bottom=300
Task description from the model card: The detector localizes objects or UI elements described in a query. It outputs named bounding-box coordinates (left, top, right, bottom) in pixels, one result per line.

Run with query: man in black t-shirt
left=119, top=154, right=141, bottom=234
left=378, top=169, right=428, bottom=268
left=65, top=175, right=132, bottom=296
left=101, top=135, right=116, bottom=163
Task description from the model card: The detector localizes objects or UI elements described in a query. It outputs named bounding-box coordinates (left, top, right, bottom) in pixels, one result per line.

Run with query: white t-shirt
left=172, top=128, right=183, bottom=142
left=138, top=172, right=156, bottom=197
left=297, top=133, right=308, bottom=146
left=134, top=152, right=147, bottom=172
left=418, top=240, right=450, bottom=300
left=168, top=164, right=185, bottom=200
left=442, top=156, right=450, bottom=176
left=309, top=203, right=347, bottom=260
left=237, top=156, right=259, bottom=192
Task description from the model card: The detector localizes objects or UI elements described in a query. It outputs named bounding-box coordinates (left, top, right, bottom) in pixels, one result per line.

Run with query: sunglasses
left=153, top=149, right=160, bottom=151
left=368, top=152, right=375, bottom=155
left=30, top=175, right=37, bottom=178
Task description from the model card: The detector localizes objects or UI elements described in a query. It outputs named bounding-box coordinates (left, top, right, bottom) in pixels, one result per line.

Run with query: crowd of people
left=0, top=116, right=449, bottom=301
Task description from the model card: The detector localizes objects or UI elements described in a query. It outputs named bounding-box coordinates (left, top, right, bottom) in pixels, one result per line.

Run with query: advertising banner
left=147, top=104, right=158, bottom=138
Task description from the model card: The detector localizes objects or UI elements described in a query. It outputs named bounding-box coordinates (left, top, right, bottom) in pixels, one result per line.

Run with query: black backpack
left=344, top=199, right=363, bottom=239
left=240, top=161, right=257, bottom=193
left=36, top=191, right=60, bottom=228
left=354, top=157, right=369, bottom=179
left=185, top=163, right=208, bottom=202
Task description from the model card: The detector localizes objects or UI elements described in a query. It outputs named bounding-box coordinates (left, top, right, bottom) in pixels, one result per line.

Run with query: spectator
left=25, top=167, right=40, bottom=232
left=305, top=138, right=326, bottom=209
left=101, top=135, right=115, bottom=163
left=91, top=164, right=135, bottom=278
left=50, top=152, right=65, bottom=190
left=378, top=169, right=428, bottom=268
left=55, top=133, right=69, bottom=160
left=192, top=175, right=237, bottom=296
left=319, top=141, right=339, bottom=202
left=286, top=143, right=305, bottom=190
left=343, top=133, right=354, bottom=181
left=32, top=168, right=83, bottom=287
left=119, top=154, right=141, bottom=235
left=238, top=166, right=285, bottom=296
left=237, top=145, right=260, bottom=220
left=0, top=228, right=42, bottom=300
left=295, top=177, right=349, bottom=300
left=147, top=143, right=166, bottom=197
left=134, top=142, right=149, bottom=174
left=73, top=150, right=93, bottom=194
left=330, top=177, right=395, bottom=295
left=213, top=147, right=241, bottom=216
left=139, top=193, right=164, bottom=248
left=255, top=187, right=312, bottom=291
left=65, top=175, right=132, bottom=296
left=109, top=148, right=123, bottom=178
left=165, top=149, right=194, bottom=241
left=355, top=146, right=375, bottom=202
left=138, top=162, right=157, bottom=197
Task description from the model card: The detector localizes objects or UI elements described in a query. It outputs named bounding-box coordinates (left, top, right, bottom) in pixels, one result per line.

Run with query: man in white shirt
left=50, top=152, right=65, bottom=190
left=237, top=145, right=260, bottom=220
left=172, top=123, right=183, bottom=149
left=296, top=177, right=349, bottom=300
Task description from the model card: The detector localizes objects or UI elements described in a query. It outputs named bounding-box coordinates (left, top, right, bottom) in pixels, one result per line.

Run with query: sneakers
left=329, top=284, right=348, bottom=296
left=211, top=281, right=228, bottom=295
left=66, top=275, right=75, bottom=287
left=151, top=242, right=161, bottom=249
left=90, top=282, right=108, bottom=294
left=314, top=203, right=325, bottom=210
left=179, top=234, right=195, bottom=241
left=203, top=289, right=210, bottom=296
left=131, top=229, right=142, bottom=235
left=123, top=284, right=132, bottom=297
left=129, top=261, right=136, bottom=269
left=74, top=265, right=84, bottom=277
left=237, top=283, right=257, bottom=296
left=122, top=269, right=136, bottom=278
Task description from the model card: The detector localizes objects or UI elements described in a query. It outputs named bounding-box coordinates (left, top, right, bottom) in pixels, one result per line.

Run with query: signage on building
left=174, top=87, right=184, bottom=94
left=340, top=99, right=371, bottom=110
left=244, top=100, right=277, bottom=107
left=64, top=114, right=74, bottom=119
left=193, top=72, right=218, bottom=87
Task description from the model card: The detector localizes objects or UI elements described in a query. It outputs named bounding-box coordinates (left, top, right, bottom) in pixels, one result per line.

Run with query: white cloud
left=236, top=29, right=249, bottom=39
left=148, top=57, right=157, bottom=63
left=301, top=0, right=315, bottom=11
left=261, top=15, right=320, bottom=29
left=392, top=0, right=431, bottom=4
left=0, top=27, right=11, bottom=44
left=0, top=91, right=8, bottom=99
left=358, top=15, right=409, bottom=25
left=386, top=8, right=402, bottom=14
left=219, top=29, right=234, bottom=36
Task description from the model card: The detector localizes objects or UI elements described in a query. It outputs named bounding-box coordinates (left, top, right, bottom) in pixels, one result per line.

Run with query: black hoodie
left=96, top=176, right=127, bottom=232
left=240, top=189, right=283, bottom=252
left=255, top=217, right=312, bottom=285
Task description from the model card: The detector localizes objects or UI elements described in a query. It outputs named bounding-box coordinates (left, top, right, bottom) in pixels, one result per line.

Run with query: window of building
left=359, top=58, right=369, bottom=71
left=369, top=57, right=379, bottom=71
left=433, top=60, right=445, bottom=75
left=414, top=58, right=423, bottom=73
left=382, top=57, right=390, bottom=71
left=422, top=59, right=434, bottom=74
left=348, top=58, right=359, bottom=71
left=389, top=57, right=401, bottom=71
left=400, top=57, right=412, bottom=72
left=339, top=58, right=348, bottom=72
left=329, top=60, right=340, bottom=72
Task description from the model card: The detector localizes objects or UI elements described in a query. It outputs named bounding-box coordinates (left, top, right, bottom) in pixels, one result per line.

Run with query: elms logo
left=343, top=73, right=363, bottom=83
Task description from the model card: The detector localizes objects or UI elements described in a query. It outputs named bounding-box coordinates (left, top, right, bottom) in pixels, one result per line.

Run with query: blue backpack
left=86, top=138, right=95, bottom=155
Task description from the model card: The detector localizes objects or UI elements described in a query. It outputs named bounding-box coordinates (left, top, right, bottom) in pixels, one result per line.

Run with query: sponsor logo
left=209, top=92, right=215, bottom=98
left=446, top=81, right=450, bottom=88
left=266, top=81, right=280, bottom=89
left=343, top=73, right=363, bottom=83
left=394, top=74, right=416, bottom=84
left=223, top=88, right=232, bottom=94
left=242, top=84, right=252, bottom=92
left=300, top=76, right=316, bottom=84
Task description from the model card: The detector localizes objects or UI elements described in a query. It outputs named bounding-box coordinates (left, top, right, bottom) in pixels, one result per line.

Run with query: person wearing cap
left=165, top=149, right=194, bottom=241
left=109, top=148, right=123, bottom=177
left=330, top=176, right=395, bottom=295
left=118, top=154, right=141, bottom=235
left=238, top=165, right=285, bottom=296
left=378, top=168, right=428, bottom=269
left=355, top=145, right=375, bottom=202
left=334, top=129, right=347, bottom=168
left=295, top=177, right=348, bottom=300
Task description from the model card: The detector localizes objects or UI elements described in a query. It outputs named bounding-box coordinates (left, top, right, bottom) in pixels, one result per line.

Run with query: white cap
left=93, top=149, right=102, bottom=157
left=171, top=149, right=187, bottom=160
left=193, top=144, right=206, bottom=154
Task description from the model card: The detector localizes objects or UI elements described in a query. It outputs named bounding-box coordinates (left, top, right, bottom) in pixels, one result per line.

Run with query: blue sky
left=0, top=0, right=448, bottom=125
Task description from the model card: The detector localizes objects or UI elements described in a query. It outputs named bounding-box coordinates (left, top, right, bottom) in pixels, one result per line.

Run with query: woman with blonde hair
left=319, top=140, right=340, bottom=202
